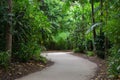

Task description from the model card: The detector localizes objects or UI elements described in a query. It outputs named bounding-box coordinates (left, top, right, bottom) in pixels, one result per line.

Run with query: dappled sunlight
left=42, top=52, right=71, bottom=57
left=48, top=52, right=71, bottom=54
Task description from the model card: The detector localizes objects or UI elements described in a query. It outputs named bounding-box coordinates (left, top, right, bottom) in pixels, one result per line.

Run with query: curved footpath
left=16, top=52, right=97, bottom=80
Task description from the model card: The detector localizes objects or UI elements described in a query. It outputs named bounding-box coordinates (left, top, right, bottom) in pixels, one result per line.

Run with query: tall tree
left=91, top=0, right=96, bottom=51
left=6, top=0, right=12, bottom=55
left=100, top=0, right=103, bottom=34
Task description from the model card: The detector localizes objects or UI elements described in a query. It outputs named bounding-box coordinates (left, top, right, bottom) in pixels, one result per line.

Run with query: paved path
left=16, top=52, right=97, bottom=80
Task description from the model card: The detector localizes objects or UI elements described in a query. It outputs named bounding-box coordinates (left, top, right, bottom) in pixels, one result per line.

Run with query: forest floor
left=0, top=60, right=54, bottom=80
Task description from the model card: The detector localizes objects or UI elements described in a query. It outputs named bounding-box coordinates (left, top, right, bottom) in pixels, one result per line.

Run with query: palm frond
left=86, top=22, right=102, bottom=34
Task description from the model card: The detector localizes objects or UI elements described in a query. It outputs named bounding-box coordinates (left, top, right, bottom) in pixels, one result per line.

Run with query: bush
left=73, top=46, right=85, bottom=53
left=14, top=42, right=41, bottom=62
left=12, top=0, right=50, bottom=63
left=35, top=56, right=47, bottom=64
left=73, top=48, right=81, bottom=53
left=96, top=50, right=105, bottom=59
left=86, top=40, right=93, bottom=51
left=0, top=51, right=10, bottom=68
left=108, top=48, right=120, bottom=78
left=86, top=51, right=94, bottom=56
left=52, top=32, right=70, bottom=50
left=95, top=34, right=105, bottom=59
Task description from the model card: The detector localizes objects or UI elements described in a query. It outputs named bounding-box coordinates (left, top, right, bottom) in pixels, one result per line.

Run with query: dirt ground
left=0, top=60, right=54, bottom=80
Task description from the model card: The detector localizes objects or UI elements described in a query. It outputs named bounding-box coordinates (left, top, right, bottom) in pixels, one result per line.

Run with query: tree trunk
left=40, top=0, right=44, bottom=4
left=6, top=0, right=12, bottom=55
left=91, top=0, right=96, bottom=52
left=100, top=0, right=103, bottom=34
left=105, top=0, right=108, bottom=56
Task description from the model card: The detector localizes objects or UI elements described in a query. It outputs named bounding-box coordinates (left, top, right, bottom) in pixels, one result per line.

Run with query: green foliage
left=0, top=0, right=120, bottom=79
left=0, top=1, right=12, bottom=64
left=104, top=17, right=120, bottom=46
left=104, top=0, right=120, bottom=45
left=67, top=2, right=90, bottom=52
left=14, top=41, right=41, bottom=62
left=73, top=48, right=80, bottom=53
left=95, top=34, right=105, bottom=51
left=53, top=32, right=70, bottom=50
left=0, top=0, right=51, bottom=64
left=35, top=56, right=47, bottom=64
left=11, top=0, right=51, bottom=62
left=96, top=50, right=105, bottom=59
left=0, top=51, right=10, bottom=68
left=73, top=47, right=85, bottom=53
left=108, top=48, right=120, bottom=78
left=86, top=40, right=93, bottom=51
left=0, top=0, right=9, bottom=51
left=86, top=51, right=94, bottom=56
left=95, top=34, right=105, bottom=59
left=41, top=0, right=64, bottom=34
left=103, top=0, right=120, bottom=78
left=40, top=0, right=73, bottom=50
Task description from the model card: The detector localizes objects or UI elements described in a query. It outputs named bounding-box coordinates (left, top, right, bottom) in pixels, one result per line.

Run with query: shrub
left=52, top=32, right=70, bottom=50
left=73, top=46, right=85, bottom=53
left=108, top=48, right=120, bottom=78
left=12, top=0, right=50, bottom=63
left=86, top=51, right=94, bottom=56
left=96, top=50, right=105, bottom=59
left=95, top=34, right=105, bottom=59
left=0, top=51, right=10, bottom=68
left=86, top=40, right=93, bottom=51
left=35, top=56, right=47, bottom=64
left=14, top=42, right=41, bottom=62
left=73, top=48, right=80, bottom=53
